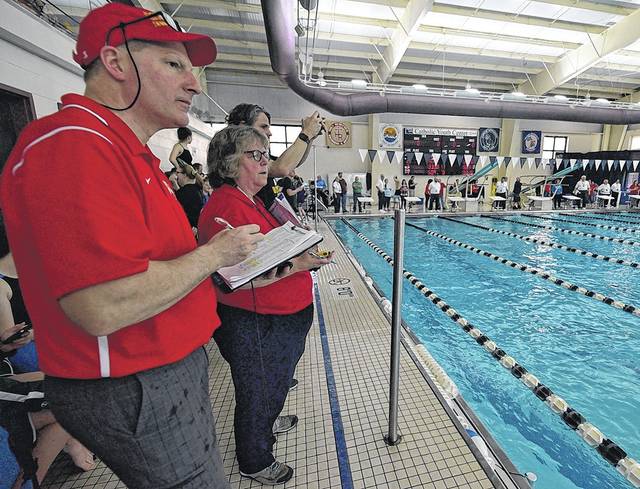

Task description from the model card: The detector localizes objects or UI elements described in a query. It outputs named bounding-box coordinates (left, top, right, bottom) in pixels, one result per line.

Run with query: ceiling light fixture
left=351, top=79, right=368, bottom=89
left=412, top=84, right=428, bottom=91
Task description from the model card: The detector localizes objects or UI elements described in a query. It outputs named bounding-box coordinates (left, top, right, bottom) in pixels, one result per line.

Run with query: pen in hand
left=214, top=217, right=234, bottom=230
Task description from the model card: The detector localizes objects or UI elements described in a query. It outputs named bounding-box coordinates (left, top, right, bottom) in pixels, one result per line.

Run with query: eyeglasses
left=244, top=150, right=269, bottom=162
left=106, top=11, right=183, bottom=46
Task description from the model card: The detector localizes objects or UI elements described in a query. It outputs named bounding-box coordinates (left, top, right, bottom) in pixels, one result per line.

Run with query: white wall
left=0, top=0, right=213, bottom=170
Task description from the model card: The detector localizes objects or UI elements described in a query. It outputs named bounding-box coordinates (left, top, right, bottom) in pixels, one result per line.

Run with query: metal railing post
left=385, top=209, right=405, bottom=446
left=313, top=146, right=318, bottom=232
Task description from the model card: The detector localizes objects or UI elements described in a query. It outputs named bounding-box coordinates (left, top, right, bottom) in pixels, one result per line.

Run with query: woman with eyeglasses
left=198, top=126, right=332, bottom=485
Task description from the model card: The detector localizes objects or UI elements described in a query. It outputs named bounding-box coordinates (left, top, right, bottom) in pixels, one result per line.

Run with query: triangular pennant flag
left=595, top=159, right=602, bottom=170
left=359, top=149, right=368, bottom=163
left=569, top=159, right=576, bottom=168
left=432, top=153, right=441, bottom=165
left=479, top=156, right=487, bottom=168
left=555, top=159, right=562, bottom=169
left=386, top=150, right=395, bottom=164
left=368, top=150, right=378, bottom=163
left=448, top=154, right=457, bottom=166
left=405, top=152, right=415, bottom=164
left=464, top=154, right=473, bottom=165
left=518, top=157, right=526, bottom=168
left=535, top=158, right=541, bottom=168
left=634, top=160, right=639, bottom=171
left=395, top=150, right=404, bottom=164
left=527, top=157, right=534, bottom=169
left=607, top=160, right=614, bottom=170
left=541, top=158, right=549, bottom=167
left=582, top=159, right=588, bottom=169
left=496, top=156, right=504, bottom=167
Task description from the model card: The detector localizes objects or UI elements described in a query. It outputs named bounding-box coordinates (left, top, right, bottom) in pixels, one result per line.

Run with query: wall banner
left=478, top=127, right=500, bottom=153
left=325, top=121, right=352, bottom=148
left=379, top=124, right=403, bottom=149
left=521, top=130, right=542, bottom=155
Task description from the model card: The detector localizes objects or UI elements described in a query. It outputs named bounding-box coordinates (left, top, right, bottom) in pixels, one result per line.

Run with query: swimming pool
left=330, top=213, right=640, bottom=489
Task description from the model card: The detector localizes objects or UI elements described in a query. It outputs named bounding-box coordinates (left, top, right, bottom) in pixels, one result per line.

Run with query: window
left=630, top=135, right=640, bottom=150
left=269, top=125, right=301, bottom=157
left=542, top=136, right=567, bottom=159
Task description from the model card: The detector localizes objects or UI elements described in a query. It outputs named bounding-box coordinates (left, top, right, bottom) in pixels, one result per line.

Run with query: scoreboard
left=403, top=127, right=477, bottom=176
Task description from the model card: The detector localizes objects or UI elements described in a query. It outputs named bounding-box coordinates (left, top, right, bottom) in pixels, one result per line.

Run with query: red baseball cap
left=73, top=3, right=217, bottom=68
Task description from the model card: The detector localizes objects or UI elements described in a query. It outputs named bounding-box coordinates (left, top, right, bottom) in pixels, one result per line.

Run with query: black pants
left=578, top=190, right=588, bottom=208
left=377, top=190, right=384, bottom=210
left=353, top=193, right=362, bottom=212
left=333, top=193, right=341, bottom=213
left=428, top=195, right=440, bottom=210
left=215, top=303, right=313, bottom=474
left=553, top=194, right=563, bottom=209
left=612, top=191, right=619, bottom=207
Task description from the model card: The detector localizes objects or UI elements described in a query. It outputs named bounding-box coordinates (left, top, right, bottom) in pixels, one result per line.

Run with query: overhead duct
left=261, top=0, right=640, bottom=124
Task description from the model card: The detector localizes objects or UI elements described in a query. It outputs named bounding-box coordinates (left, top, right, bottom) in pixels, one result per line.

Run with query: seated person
left=1, top=369, right=95, bottom=489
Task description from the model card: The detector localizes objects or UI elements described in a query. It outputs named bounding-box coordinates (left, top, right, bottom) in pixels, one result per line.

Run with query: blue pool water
left=330, top=213, right=640, bottom=489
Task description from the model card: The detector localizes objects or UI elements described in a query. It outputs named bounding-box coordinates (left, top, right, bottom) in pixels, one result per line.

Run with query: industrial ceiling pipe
left=261, top=0, right=640, bottom=124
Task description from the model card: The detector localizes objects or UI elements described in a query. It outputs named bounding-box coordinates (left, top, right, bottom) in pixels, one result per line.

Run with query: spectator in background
left=630, top=180, right=640, bottom=195
left=332, top=176, right=342, bottom=213
left=352, top=176, right=363, bottom=213
left=338, top=172, right=348, bottom=213
left=598, top=178, right=611, bottom=207
left=512, top=176, right=522, bottom=210
left=399, top=179, right=409, bottom=210
left=226, top=104, right=323, bottom=209
left=551, top=179, right=563, bottom=209
left=165, top=167, right=179, bottom=191
left=0, top=5, right=263, bottom=487
left=408, top=176, right=416, bottom=197
left=175, top=165, right=205, bottom=231
left=589, top=179, right=599, bottom=205
left=383, top=178, right=393, bottom=211
left=376, top=174, right=385, bottom=211
left=611, top=179, right=621, bottom=207
left=281, top=169, right=305, bottom=211
left=437, top=177, right=446, bottom=210
left=574, top=175, right=590, bottom=208
left=495, top=177, right=508, bottom=209
left=314, top=175, right=329, bottom=208
left=424, top=178, right=432, bottom=208
left=428, top=178, right=441, bottom=210
left=169, top=126, right=193, bottom=169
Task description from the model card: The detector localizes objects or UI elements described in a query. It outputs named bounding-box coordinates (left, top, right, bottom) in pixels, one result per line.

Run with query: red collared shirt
left=198, top=184, right=313, bottom=315
left=0, top=94, right=219, bottom=379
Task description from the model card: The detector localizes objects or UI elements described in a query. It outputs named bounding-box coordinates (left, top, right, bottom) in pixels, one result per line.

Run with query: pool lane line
left=439, top=216, right=640, bottom=269
left=403, top=221, right=640, bottom=318
left=559, top=213, right=640, bottom=226
left=523, top=213, right=640, bottom=234
left=313, top=282, right=354, bottom=489
left=339, top=218, right=640, bottom=486
left=482, top=215, right=640, bottom=247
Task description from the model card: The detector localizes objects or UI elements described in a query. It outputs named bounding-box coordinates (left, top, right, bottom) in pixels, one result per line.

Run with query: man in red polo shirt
left=0, top=4, right=263, bottom=488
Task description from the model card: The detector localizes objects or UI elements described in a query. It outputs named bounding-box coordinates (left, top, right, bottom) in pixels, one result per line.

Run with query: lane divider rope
left=524, top=213, right=640, bottom=234
left=403, top=221, right=640, bottom=318
left=339, top=218, right=640, bottom=487
left=481, top=214, right=640, bottom=247
left=439, top=216, right=640, bottom=269
left=620, top=211, right=640, bottom=221
left=559, top=213, right=640, bottom=227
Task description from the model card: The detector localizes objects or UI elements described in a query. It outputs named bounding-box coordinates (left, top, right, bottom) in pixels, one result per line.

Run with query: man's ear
left=99, top=45, right=128, bottom=81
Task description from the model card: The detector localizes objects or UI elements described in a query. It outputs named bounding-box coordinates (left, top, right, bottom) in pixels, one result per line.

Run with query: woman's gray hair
left=207, top=126, right=269, bottom=188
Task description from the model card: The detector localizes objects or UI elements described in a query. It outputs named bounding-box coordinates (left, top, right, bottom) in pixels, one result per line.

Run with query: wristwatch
left=297, top=132, right=311, bottom=144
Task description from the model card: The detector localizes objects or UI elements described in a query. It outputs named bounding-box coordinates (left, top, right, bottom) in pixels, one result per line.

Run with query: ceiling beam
left=431, top=4, right=606, bottom=34
left=518, top=7, right=640, bottom=95
left=372, top=0, right=433, bottom=84
left=345, top=0, right=635, bottom=16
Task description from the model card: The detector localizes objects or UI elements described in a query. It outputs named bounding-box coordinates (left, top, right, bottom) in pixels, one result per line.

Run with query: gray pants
left=45, top=348, right=228, bottom=489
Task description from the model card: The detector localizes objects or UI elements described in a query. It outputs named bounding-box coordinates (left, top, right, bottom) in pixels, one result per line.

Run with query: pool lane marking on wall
left=313, top=282, right=354, bottom=489
left=404, top=221, right=640, bottom=318
left=339, top=218, right=640, bottom=486
left=561, top=213, right=640, bottom=227
left=482, top=214, right=640, bottom=247
left=439, top=216, right=640, bottom=269
left=524, top=213, right=640, bottom=234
